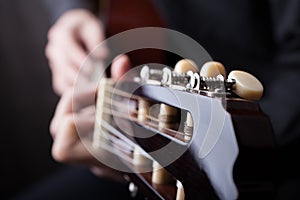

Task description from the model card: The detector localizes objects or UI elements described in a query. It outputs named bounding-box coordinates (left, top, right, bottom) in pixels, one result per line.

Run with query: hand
left=50, top=55, right=131, bottom=181
left=45, top=9, right=107, bottom=95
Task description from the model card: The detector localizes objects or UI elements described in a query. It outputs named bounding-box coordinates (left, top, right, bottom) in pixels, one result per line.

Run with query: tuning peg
left=174, top=59, right=194, bottom=143
left=228, top=70, right=263, bottom=100
left=200, top=61, right=227, bottom=77
left=176, top=180, right=185, bottom=200
left=174, top=59, right=199, bottom=73
left=152, top=161, right=174, bottom=184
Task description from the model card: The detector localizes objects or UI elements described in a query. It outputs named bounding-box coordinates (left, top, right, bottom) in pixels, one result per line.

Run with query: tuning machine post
left=139, top=61, right=263, bottom=101
left=140, top=65, right=163, bottom=85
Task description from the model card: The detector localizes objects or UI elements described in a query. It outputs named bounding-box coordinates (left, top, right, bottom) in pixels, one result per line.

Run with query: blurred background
left=1, top=1, right=299, bottom=199
left=0, top=0, right=62, bottom=199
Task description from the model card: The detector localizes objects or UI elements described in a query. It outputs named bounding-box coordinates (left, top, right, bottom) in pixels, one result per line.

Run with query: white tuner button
left=200, top=61, right=227, bottom=77
left=228, top=70, right=263, bottom=100
left=174, top=59, right=199, bottom=73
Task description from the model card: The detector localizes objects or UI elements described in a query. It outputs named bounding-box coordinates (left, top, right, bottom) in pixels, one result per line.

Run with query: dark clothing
left=43, top=0, right=97, bottom=23
left=13, top=166, right=133, bottom=200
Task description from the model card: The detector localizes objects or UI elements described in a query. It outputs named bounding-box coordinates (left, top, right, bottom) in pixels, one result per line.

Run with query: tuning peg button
left=228, top=70, right=263, bottom=100
left=152, top=161, right=174, bottom=184
left=174, top=59, right=199, bottom=73
left=200, top=61, right=227, bottom=77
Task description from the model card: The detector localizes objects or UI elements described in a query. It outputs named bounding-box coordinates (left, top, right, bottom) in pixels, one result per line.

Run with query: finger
left=78, top=20, right=108, bottom=59
left=52, top=71, right=77, bottom=96
left=50, top=91, right=96, bottom=164
left=46, top=39, right=96, bottom=95
left=74, top=106, right=95, bottom=138
left=59, top=36, right=88, bottom=69
left=49, top=63, right=78, bottom=95
left=72, top=83, right=97, bottom=112
left=50, top=83, right=96, bottom=137
left=47, top=26, right=87, bottom=70
left=50, top=90, right=73, bottom=137
left=51, top=114, right=94, bottom=163
left=46, top=41, right=81, bottom=76
left=47, top=37, right=103, bottom=86
left=111, top=54, right=131, bottom=80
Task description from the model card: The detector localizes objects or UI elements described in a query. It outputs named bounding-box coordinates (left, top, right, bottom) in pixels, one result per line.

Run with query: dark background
left=0, top=1, right=299, bottom=199
left=0, top=0, right=61, bottom=199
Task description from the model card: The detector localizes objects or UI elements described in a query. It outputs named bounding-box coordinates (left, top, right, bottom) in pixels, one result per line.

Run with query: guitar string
left=104, top=85, right=142, bottom=100
left=100, top=106, right=187, bottom=141
left=102, top=85, right=182, bottom=124
left=95, top=115, right=187, bottom=167
left=101, top=85, right=189, bottom=139
left=94, top=123, right=135, bottom=163
left=95, top=83, right=189, bottom=145
left=95, top=131, right=156, bottom=167
left=93, top=82, right=190, bottom=166
left=103, top=129, right=134, bottom=153
left=93, top=136, right=134, bottom=164
left=103, top=97, right=160, bottom=123
left=96, top=119, right=158, bottom=165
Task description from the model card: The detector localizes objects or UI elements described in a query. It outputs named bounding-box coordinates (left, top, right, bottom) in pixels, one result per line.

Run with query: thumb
left=111, top=55, right=131, bottom=80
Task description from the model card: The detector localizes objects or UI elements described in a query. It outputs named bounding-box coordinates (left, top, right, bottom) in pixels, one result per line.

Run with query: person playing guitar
left=41, top=0, right=300, bottom=199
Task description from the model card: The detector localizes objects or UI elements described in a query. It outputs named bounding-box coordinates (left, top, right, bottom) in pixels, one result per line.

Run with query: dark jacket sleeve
left=259, top=0, right=300, bottom=147
left=43, top=0, right=98, bottom=24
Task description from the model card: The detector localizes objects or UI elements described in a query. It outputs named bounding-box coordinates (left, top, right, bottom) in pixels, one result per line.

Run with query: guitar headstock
left=93, top=60, right=275, bottom=199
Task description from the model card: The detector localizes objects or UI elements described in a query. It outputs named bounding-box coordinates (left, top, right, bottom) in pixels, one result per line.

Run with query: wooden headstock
left=93, top=60, right=275, bottom=199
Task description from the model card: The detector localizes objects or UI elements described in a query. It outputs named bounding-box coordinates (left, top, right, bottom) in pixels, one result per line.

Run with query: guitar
left=92, top=1, right=276, bottom=199
left=92, top=59, right=276, bottom=200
